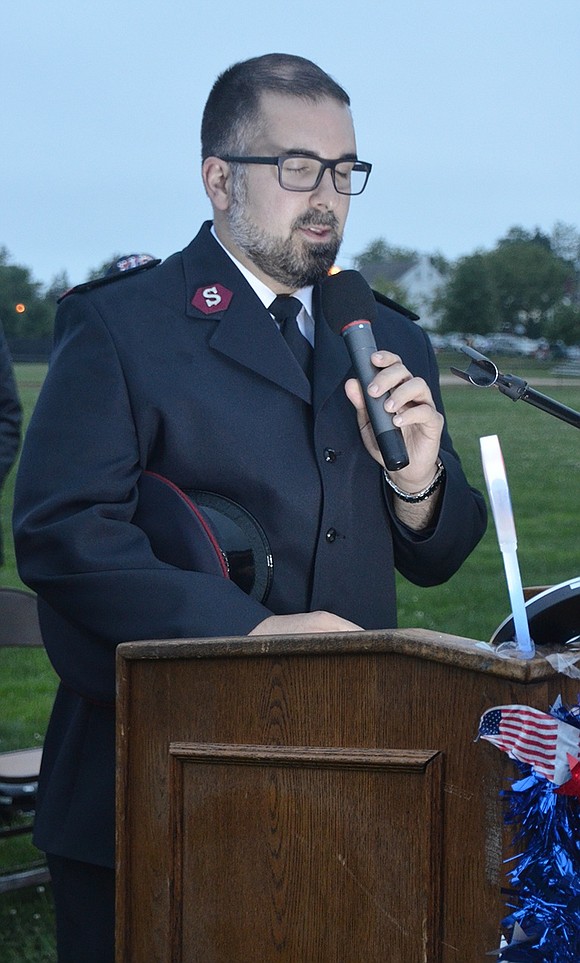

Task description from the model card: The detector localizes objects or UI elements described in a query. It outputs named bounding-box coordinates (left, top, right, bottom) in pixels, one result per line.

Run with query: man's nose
left=309, top=167, right=338, bottom=208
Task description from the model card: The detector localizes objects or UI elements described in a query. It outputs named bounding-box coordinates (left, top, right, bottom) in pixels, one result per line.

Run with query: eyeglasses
left=220, top=154, right=372, bottom=196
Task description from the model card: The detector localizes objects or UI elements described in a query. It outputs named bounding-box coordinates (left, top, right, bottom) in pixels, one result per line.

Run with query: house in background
left=359, top=254, right=446, bottom=330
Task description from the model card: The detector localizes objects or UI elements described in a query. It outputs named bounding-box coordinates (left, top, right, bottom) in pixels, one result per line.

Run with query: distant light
left=15, top=303, right=26, bottom=313
left=328, top=265, right=342, bottom=275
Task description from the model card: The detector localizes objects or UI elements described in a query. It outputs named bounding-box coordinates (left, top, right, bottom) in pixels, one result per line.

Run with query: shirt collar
left=211, top=224, right=315, bottom=341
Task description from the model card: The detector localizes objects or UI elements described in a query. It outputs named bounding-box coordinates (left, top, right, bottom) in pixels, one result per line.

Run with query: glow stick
left=479, top=434, right=534, bottom=659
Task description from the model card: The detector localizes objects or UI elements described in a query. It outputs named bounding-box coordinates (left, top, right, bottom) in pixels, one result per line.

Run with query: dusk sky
left=2, top=0, right=579, bottom=287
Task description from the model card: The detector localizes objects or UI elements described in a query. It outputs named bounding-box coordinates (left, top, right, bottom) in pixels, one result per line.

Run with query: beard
left=227, top=178, right=343, bottom=289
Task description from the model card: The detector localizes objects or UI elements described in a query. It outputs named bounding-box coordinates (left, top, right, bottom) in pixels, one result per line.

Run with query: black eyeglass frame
left=220, top=154, right=373, bottom=196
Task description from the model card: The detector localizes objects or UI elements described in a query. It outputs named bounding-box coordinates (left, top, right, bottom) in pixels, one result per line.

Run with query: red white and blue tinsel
left=478, top=696, right=580, bottom=961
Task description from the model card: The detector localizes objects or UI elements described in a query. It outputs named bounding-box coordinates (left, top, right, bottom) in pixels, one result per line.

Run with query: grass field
left=1, top=355, right=579, bottom=961
left=397, top=366, right=579, bottom=639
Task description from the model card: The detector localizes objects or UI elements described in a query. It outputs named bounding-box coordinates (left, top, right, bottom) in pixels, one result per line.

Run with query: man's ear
left=202, top=157, right=232, bottom=211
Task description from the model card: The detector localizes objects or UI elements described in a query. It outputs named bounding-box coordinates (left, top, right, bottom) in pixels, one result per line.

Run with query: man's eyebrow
left=272, top=147, right=358, bottom=161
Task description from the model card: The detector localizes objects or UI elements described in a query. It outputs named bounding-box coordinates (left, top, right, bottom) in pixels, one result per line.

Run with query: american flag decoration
left=478, top=704, right=580, bottom=786
left=479, top=700, right=580, bottom=960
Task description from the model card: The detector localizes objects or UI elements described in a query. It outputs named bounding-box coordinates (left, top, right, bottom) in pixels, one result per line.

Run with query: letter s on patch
left=203, top=286, right=221, bottom=308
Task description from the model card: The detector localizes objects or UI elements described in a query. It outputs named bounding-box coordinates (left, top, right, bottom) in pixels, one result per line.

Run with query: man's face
left=224, top=93, right=356, bottom=292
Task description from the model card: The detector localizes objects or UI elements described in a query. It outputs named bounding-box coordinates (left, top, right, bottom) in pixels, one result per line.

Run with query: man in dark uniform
left=13, top=53, right=486, bottom=961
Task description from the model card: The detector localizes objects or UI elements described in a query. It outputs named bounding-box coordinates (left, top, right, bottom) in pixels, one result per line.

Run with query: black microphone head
left=320, top=269, right=378, bottom=334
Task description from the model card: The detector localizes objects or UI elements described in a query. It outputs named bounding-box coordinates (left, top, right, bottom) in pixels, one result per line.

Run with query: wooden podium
left=116, top=629, right=577, bottom=962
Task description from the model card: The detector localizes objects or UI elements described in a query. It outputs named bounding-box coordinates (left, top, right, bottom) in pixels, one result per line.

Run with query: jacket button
left=324, top=448, right=337, bottom=463
left=325, top=528, right=337, bottom=543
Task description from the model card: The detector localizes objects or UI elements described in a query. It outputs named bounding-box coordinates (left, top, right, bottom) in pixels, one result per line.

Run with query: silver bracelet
left=383, top=459, right=445, bottom=503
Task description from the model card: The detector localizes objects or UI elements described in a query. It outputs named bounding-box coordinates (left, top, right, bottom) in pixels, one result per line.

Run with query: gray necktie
left=269, top=295, right=313, bottom=380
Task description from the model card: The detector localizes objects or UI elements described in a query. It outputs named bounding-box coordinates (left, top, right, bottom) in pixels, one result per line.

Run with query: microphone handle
left=342, top=321, right=409, bottom=472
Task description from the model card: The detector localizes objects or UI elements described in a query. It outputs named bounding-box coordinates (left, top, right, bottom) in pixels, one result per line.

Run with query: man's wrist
left=383, top=460, right=445, bottom=503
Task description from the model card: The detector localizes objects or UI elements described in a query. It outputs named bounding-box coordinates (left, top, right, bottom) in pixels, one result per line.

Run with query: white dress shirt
left=211, top=226, right=315, bottom=346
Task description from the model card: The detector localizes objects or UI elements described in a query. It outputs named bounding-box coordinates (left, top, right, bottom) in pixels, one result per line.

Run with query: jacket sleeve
left=381, top=320, right=487, bottom=585
left=13, top=296, right=271, bottom=702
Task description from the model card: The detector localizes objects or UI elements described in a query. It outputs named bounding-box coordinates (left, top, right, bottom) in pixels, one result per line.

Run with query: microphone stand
left=450, top=345, right=580, bottom=430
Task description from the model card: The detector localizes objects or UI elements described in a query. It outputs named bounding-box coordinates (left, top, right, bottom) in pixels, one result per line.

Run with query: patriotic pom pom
left=488, top=699, right=580, bottom=962
left=497, top=767, right=580, bottom=961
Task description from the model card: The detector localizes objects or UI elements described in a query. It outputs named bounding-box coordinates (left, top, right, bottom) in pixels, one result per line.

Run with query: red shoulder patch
left=191, top=283, right=233, bottom=315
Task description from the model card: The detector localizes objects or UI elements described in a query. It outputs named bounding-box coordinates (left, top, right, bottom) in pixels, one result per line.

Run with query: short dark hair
left=201, top=53, right=351, bottom=160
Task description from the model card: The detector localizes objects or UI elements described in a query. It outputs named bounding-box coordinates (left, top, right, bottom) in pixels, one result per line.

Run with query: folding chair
left=0, top=587, right=50, bottom=893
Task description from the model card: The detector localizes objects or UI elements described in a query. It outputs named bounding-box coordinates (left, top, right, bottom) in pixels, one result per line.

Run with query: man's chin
left=301, top=244, right=340, bottom=282
left=230, top=223, right=340, bottom=287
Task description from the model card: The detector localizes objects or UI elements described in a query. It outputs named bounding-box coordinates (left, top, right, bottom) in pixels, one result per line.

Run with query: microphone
left=320, top=269, right=409, bottom=472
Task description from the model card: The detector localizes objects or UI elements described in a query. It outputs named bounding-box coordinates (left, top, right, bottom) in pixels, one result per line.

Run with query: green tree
left=45, top=270, right=72, bottom=304
left=430, top=251, right=451, bottom=276
left=550, top=221, right=580, bottom=263
left=488, top=241, right=570, bottom=336
left=86, top=254, right=123, bottom=281
left=545, top=302, right=580, bottom=345
left=497, top=225, right=552, bottom=252
left=354, top=238, right=417, bottom=269
left=354, top=237, right=421, bottom=312
left=371, top=276, right=417, bottom=313
left=435, top=227, right=575, bottom=338
left=0, top=248, right=54, bottom=338
left=435, top=253, right=499, bottom=335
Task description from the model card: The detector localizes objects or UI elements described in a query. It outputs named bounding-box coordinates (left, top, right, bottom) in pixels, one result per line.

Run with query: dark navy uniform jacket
left=13, top=221, right=486, bottom=867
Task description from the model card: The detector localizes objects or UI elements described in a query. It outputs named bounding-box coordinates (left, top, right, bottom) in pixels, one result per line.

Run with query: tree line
left=356, top=222, right=580, bottom=345
left=1, top=224, right=579, bottom=353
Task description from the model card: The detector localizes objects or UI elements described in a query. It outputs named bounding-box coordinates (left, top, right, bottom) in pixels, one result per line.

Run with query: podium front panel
left=168, top=743, right=442, bottom=961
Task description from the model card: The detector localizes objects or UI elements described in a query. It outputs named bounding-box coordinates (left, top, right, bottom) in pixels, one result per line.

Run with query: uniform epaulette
left=372, top=289, right=420, bottom=322
left=57, top=258, right=161, bottom=303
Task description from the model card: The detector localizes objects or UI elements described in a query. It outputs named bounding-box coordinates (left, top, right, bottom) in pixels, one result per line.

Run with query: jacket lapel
left=182, top=225, right=311, bottom=403
left=209, top=303, right=312, bottom=403
left=311, top=283, right=352, bottom=416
